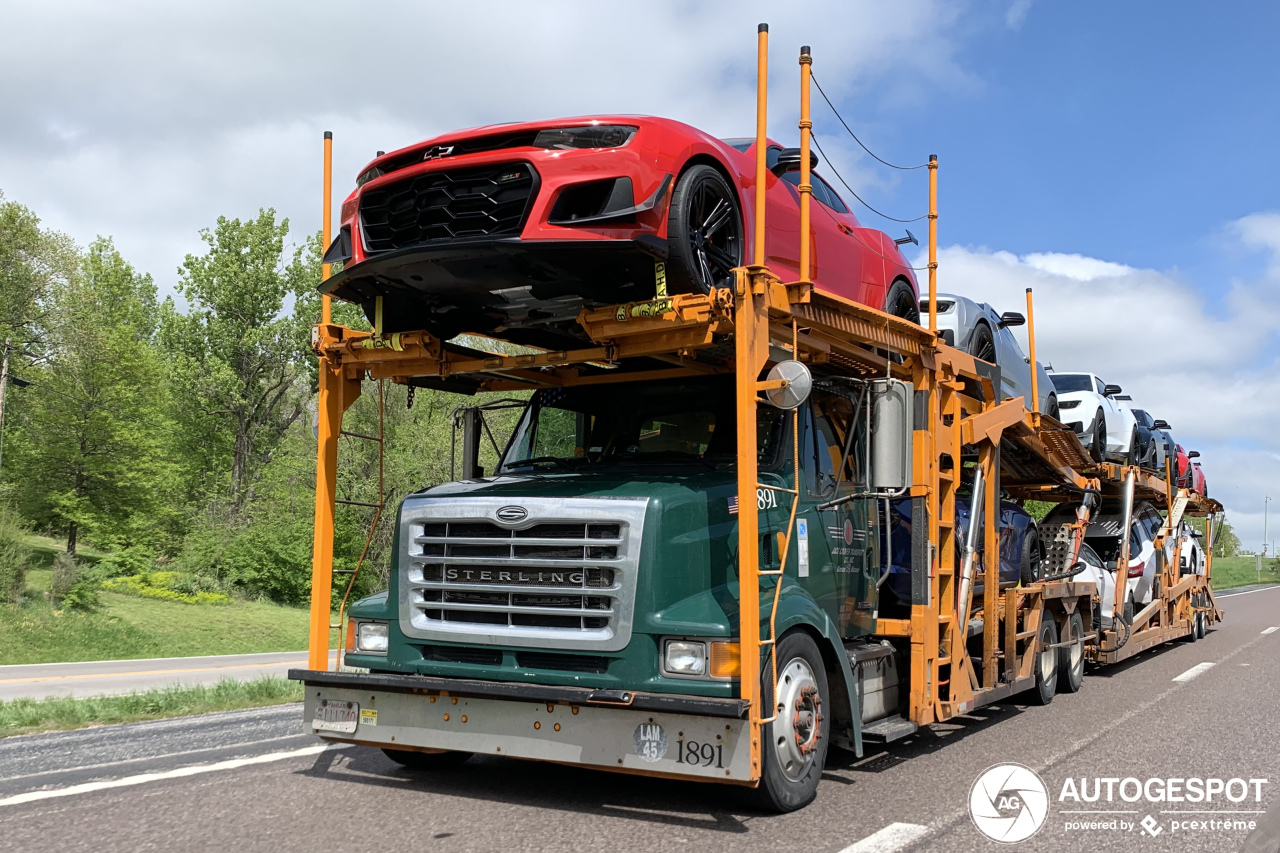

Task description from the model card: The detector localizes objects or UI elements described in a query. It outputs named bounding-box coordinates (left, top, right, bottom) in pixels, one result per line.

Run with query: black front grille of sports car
left=360, top=162, right=538, bottom=253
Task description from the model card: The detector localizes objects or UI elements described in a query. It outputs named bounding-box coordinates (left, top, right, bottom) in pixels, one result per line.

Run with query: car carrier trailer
left=290, top=25, right=1224, bottom=811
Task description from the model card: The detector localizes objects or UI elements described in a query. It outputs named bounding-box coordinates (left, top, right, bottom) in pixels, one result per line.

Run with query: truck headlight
left=664, top=640, right=707, bottom=676
left=356, top=621, right=389, bottom=654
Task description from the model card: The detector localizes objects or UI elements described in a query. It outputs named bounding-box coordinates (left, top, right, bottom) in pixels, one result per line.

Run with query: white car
left=1180, top=527, right=1205, bottom=576
left=1045, top=499, right=1170, bottom=627
left=1046, top=372, right=1138, bottom=464
left=924, top=293, right=1058, bottom=416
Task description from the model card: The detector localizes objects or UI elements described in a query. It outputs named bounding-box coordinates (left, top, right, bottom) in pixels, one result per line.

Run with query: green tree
left=160, top=210, right=320, bottom=516
left=1188, top=515, right=1239, bottom=558
left=0, top=190, right=78, bottom=351
left=9, top=238, right=173, bottom=555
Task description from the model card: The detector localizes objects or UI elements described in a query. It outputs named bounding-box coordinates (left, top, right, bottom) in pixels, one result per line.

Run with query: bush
left=0, top=504, right=30, bottom=604
left=102, top=572, right=232, bottom=606
left=51, top=552, right=79, bottom=605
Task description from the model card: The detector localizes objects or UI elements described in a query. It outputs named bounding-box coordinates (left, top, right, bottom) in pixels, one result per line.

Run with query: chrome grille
left=398, top=497, right=646, bottom=652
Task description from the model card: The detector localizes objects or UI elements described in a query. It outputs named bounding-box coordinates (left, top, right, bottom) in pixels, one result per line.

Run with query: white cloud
left=1006, top=0, right=1034, bottom=29
left=924, top=218, right=1280, bottom=548
left=0, top=0, right=969, bottom=293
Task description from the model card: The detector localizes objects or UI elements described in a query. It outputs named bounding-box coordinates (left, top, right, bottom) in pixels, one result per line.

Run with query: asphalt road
left=2, top=586, right=1278, bottom=853
left=0, top=651, right=337, bottom=701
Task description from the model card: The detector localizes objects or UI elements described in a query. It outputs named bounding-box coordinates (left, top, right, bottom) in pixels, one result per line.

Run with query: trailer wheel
left=1057, top=611, right=1084, bottom=693
left=1196, top=610, right=1207, bottom=639
left=665, top=165, right=743, bottom=295
left=381, top=748, right=473, bottom=770
left=1019, top=528, right=1043, bottom=585
left=747, top=632, right=830, bottom=813
left=1028, top=617, right=1058, bottom=706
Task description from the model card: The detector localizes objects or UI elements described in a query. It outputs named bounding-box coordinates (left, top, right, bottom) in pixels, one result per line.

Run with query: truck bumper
left=290, top=669, right=755, bottom=784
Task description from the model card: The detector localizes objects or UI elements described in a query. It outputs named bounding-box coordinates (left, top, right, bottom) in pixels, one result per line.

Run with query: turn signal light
left=345, top=619, right=356, bottom=652
left=710, top=641, right=741, bottom=678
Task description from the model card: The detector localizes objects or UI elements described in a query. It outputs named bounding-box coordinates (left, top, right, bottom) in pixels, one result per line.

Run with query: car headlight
left=355, top=166, right=384, bottom=187
left=534, top=125, right=637, bottom=150
left=664, top=640, right=707, bottom=675
left=356, top=621, right=389, bottom=654
left=1058, top=399, right=1081, bottom=409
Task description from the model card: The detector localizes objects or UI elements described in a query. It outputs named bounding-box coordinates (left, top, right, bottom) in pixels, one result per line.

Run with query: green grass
left=0, top=591, right=331, bottom=666
left=1210, top=555, right=1280, bottom=590
left=23, top=534, right=109, bottom=570
left=0, top=677, right=304, bottom=738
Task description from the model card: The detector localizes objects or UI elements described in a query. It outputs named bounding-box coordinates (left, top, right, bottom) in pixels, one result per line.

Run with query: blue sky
left=1, top=0, right=1276, bottom=547
left=834, top=2, right=1280, bottom=290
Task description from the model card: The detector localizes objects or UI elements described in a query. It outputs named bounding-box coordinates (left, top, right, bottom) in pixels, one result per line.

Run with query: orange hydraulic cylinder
left=753, top=24, right=769, bottom=268
left=927, top=155, right=938, bottom=332
left=798, top=47, right=813, bottom=283
left=321, top=131, right=333, bottom=324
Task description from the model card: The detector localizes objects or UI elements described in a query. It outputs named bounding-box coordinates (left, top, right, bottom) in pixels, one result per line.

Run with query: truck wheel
left=665, top=165, right=743, bottom=295
left=381, top=748, right=473, bottom=770
left=1196, top=610, right=1207, bottom=639
left=748, top=632, right=830, bottom=813
left=1057, top=611, right=1084, bottom=693
left=1028, top=617, right=1058, bottom=706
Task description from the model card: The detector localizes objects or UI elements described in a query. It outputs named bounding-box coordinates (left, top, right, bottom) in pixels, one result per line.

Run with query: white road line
left=1262, top=627, right=1279, bottom=635
left=838, top=822, right=930, bottom=853
left=0, top=744, right=335, bottom=808
left=1173, top=662, right=1216, bottom=683
left=1215, top=585, right=1280, bottom=598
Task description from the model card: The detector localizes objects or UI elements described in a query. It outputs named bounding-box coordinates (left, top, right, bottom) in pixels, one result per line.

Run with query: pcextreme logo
left=969, top=763, right=1050, bottom=843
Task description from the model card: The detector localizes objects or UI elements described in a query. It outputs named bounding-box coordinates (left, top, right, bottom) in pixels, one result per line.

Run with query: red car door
left=803, top=173, right=868, bottom=303
left=761, top=147, right=801, bottom=281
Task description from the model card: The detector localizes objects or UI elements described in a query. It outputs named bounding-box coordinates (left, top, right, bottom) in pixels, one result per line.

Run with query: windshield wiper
left=502, top=455, right=577, bottom=472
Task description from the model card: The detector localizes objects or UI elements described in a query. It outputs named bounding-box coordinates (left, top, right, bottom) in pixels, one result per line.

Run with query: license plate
left=313, top=700, right=359, bottom=733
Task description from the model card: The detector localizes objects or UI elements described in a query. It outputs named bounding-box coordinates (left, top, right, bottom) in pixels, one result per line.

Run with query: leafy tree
left=1188, top=515, right=1239, bottom=558
left=160, top=210, right=319, bottom=517
left=9, top=238, right=173, bottom=555
left=0, top=191, right=77, bottom=351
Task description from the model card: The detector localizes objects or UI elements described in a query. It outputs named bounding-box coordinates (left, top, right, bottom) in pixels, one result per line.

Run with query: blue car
left=882, top=494, right=1042, bottom=604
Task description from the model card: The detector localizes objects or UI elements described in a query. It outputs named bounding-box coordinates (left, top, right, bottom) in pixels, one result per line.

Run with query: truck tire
left=747, top=632, right=831, bottom=813
left=665, top=165, right=743, bottom=295
left=1057, top=611, right=1084, bottom=693
left=1027, top=617, right=1058, bottom=706
left=381, top=748, right=473, bottom=770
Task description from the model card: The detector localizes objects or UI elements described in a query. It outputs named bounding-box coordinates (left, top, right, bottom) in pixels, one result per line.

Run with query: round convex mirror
left=764, top=360, right=812, bottom=410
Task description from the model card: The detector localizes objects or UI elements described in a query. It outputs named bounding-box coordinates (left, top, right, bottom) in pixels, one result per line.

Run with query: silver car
left=923, top=293, right=1059, bottom=418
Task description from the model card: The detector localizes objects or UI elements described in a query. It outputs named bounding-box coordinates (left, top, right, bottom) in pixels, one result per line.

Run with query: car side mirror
left=1188, top=450, right=1200, bottom=459
left=1103, top=384, right=1122, bottom=396
left=1153, top=419, right=1171, bottom=430
left=997, top=311, right=1025, bottom=329
left=771, top=148, right=819, bottom=176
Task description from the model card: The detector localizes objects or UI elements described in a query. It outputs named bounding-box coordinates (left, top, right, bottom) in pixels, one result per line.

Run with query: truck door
left=803, top=388, right=878, bottom=638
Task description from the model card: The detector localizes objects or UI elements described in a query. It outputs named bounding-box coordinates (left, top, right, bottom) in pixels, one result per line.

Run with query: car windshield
left=498, top=377, right=787, bottom=473
left=1050, top=374, right=1092, bottom=393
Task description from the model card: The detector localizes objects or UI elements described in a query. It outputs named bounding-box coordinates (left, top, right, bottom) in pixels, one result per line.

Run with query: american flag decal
left=728, top=495, right=739, bottom=515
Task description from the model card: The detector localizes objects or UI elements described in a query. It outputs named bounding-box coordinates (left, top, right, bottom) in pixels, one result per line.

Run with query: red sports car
left=320, top=116, right=920, bottom=343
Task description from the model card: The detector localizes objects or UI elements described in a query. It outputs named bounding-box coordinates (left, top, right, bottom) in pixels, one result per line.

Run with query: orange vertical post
left=927, top=155, right=938, bottom=331
left=321, top=131, right=333, bottom=324
left=798, top=46, right=813, bottom=283
left=1025, top=287, right=1040, bottom=415
left=308, top=358, right=341, bottom=669
left=753, top=24, right=769, bottom=268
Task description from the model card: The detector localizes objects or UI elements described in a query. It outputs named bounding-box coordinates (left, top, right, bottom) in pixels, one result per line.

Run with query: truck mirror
left=763, top=360, right=812, bottom=409
left=460, top=407, right=484, bottom=479
left=871, top=379, right=914, bottom=493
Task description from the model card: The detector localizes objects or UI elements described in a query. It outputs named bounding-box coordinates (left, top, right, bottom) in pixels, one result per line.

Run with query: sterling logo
left=496, top=506, right=528, bottom=523
left=969, top=763, right=1050, bottom=843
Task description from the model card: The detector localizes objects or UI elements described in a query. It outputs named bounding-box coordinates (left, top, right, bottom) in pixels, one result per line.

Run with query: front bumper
left=292, top=669, right=754, bottom=783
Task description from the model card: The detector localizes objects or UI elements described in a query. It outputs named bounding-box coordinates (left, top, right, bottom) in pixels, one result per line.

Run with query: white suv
left=1046, top=372, right=1137, bottom=463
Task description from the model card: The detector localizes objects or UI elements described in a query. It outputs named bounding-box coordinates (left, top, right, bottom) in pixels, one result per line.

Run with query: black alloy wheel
left=1019, top=527, right=1044, bottom=586
left=1089, top=411, right=1106, bottom=464
left=969, top=322, right=997, bottom=365
left=883, top=280, right=921, bottom=323
left=666, top=165, right=743, bottom=295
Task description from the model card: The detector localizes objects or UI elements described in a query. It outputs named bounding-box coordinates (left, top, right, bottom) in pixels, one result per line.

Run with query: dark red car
left=321, top=116, right=920, bottom=342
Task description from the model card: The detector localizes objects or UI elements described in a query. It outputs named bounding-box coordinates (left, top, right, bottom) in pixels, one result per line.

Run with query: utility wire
left=812, top=199, right=929, bottom=271
left=811, top=132, right=926, bottom=224
left=811, top=72, right=929, bottom=171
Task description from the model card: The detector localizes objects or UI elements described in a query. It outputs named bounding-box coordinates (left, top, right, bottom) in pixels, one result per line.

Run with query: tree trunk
left=67, top=520, right=77, bottom=558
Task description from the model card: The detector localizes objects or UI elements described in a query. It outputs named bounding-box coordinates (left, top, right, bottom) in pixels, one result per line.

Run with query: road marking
left=0, top=744, right=336, bottom=808
left=1216, top=585, right=1280, bottom=598
left=0, top=660, right=307, bottom=685
left=0, top=734, right=308, bottom=784
left=837, top=823, right=929, bottom=853
left=1263, top=627, right=1279, bottom=635
left=1173, top=662, right=1215, bottom=683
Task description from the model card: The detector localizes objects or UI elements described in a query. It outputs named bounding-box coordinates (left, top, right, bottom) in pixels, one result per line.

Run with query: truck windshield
left=498, top=377, right=787, bottom=473
left=1050, top=374, right=1092, bottom=393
